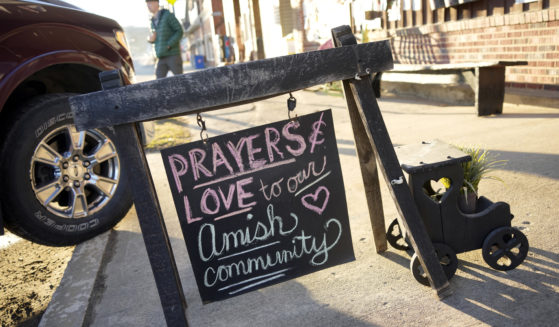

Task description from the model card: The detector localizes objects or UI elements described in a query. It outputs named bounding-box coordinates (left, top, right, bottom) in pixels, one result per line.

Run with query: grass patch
left=145, top=117, right=192, bottom=151
left=311, top=81, right=344, bottom=97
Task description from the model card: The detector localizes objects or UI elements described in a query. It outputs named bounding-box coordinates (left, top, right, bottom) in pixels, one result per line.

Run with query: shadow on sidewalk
left=380, top=246, right=559, bottom=326
left=484, top=112, right=559, bottom=119
left=88, top=229, right=381, bottom=326
left=490, top=150, right=559, bottom=180
left=444, top=247, right=559, bottom=326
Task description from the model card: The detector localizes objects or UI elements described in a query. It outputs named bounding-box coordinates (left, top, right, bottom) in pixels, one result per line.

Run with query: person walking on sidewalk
left=146, top=0, right=183, bottom=79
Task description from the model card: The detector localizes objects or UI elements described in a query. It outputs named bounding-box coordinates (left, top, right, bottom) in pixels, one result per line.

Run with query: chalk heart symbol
left=301, top=186, right=330, bottom=215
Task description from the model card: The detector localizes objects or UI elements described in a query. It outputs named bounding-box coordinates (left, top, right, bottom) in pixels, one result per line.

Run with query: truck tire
left=0, top=94, right=132, bottom=246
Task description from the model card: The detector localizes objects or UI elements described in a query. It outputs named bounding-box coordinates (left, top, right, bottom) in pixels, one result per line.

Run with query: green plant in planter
left=441, top=145, right=507, bottom=213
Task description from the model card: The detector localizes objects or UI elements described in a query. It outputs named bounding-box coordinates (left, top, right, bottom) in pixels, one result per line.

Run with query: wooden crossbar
left=70, top=40, right=392, bottom=130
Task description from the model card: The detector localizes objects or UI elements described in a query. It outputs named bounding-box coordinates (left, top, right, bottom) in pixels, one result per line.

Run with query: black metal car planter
left=387, top=140, right=529, bottom=285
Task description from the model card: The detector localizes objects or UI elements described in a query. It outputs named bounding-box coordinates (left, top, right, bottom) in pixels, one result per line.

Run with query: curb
left=39, top=230, right=112, bottom=327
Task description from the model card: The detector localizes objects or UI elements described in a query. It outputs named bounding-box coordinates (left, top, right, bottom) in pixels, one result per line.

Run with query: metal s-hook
left=287, top=92, right=297, bottom=122
left=197, top=113, right=208, bottom=143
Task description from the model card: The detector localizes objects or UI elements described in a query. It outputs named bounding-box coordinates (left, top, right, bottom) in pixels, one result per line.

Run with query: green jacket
left=151, top=9, right=183, bottom=58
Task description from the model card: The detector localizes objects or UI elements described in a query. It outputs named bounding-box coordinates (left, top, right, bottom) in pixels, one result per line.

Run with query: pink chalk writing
left=183, top=194, right=202, bottom=224
left=190, top=148, right=213, bottom=181
left=187, top=176, right=257, bottom=223
left=264, top=127, right=284, bottom=162
left=309, top=112, right=326, bottom=154
left=195, top=159, right=295, bottom=190
left=282, top=121, right=306, bottom=156
left=168, top=154, right=188, bottom=193
left=236, top=177, right=257, bottom=208
left=214, top=207, right=253, bottom=221
left=301, top=186, right=330, bottom=215
left=226, top=138, right=247, bottom=173
left=218, top=183, right=235, bottom=210
left=212, top=142, right=235, bottom=175
left=167, top=117, right=327, bottom=190
left=245, top=134, right=266, bottom=169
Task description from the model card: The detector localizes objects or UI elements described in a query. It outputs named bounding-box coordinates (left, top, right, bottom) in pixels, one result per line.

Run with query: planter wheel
left=410, top=243, right=458, bottom=286
left=482, top=227, right=529, bottom=271
left=386, top=218, right=410, bottom=251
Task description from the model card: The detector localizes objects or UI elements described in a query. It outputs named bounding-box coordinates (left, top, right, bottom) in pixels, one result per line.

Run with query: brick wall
left=369, top=2, right=559, bottom=92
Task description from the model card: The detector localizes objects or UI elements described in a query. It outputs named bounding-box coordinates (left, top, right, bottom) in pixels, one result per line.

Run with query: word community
left=161, top=110, right=354, bottom=303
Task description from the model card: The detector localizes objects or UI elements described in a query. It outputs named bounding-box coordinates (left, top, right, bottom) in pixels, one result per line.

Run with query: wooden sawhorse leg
left=101, top=71, right=189, bottom=326
left=332, top=26, right=452, bottom=298
left=342, top=74, right=388, bottom=253
left=113, top=124, right=189, bottom=326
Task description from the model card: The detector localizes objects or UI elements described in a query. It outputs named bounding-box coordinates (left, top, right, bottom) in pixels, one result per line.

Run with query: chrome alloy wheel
left=30, top=124, right=121, bottom=219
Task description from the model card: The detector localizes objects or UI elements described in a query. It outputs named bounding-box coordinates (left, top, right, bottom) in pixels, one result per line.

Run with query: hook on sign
left=287, top=92, right=297, bottom=122
left=197, top=113, right=208, bottom=143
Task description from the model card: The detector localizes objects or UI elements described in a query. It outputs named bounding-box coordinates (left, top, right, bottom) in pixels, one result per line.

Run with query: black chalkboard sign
left=161, top=110, right=354, bottom=303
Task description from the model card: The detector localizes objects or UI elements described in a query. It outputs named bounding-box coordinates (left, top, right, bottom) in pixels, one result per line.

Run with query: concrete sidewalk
left=41, top=90, right=559, bottom=326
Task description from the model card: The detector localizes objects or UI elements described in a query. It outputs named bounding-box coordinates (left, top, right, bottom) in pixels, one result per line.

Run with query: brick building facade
left=185, top=0, right=558, bottom=100
left=366, top=0, right=559, bottom=94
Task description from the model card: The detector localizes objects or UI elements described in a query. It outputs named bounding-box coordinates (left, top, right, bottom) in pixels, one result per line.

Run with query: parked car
left=0, top=0, right=152, bottom=246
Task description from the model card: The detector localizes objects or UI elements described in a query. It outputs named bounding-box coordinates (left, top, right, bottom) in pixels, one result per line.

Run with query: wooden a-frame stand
left=70, top=26, right=451, bottom=326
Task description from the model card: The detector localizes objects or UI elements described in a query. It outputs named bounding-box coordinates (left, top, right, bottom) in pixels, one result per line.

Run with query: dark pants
left=155, top=54, right=183, bottom=79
